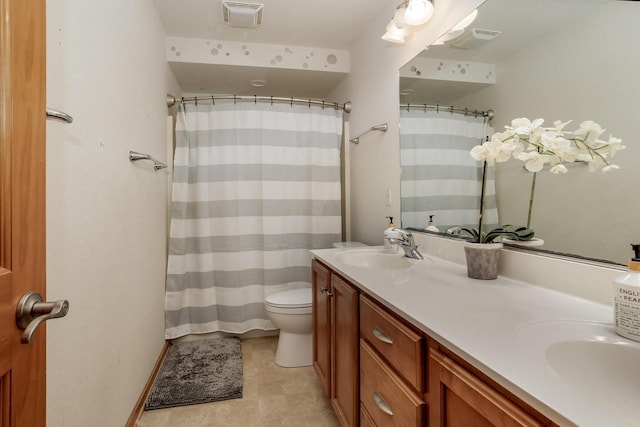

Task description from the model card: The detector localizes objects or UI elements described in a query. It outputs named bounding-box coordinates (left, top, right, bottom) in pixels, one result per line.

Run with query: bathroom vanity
left=311, top=246, right=640, bottom=427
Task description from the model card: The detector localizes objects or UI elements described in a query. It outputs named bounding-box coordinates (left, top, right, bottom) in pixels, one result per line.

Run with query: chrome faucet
left=387, top=229, right=424, bottom=260
left=446, top=226, right=462, bottom=235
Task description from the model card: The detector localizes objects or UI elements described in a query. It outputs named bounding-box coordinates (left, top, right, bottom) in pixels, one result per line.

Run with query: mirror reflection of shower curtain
left=165, top=101, right=343, bottom=339
left=400, top=109, right=498, bottom=232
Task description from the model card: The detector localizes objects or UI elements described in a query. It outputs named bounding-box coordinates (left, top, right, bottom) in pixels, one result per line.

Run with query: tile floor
left=136, top=336, right=340, bottom=427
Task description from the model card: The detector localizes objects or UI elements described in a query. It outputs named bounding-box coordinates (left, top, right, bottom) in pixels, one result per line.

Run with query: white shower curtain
left=400, top=109, right=498, bottom=231
left=165, top=101, right=343, bottom=339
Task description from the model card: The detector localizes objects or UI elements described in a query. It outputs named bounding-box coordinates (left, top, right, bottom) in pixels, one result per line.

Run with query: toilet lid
left=265, top=288, right=312, bottom=308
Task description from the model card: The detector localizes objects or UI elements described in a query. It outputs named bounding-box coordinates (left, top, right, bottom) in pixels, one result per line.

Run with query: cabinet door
left=331, top=274, right=359, bottom=427
left=429, top=350, right=543, bottom=427
left=312, top=259, right=331, bottom=397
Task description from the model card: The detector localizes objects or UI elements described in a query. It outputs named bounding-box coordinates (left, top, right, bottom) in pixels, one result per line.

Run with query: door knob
left=16, top=292, right=69, bottom=344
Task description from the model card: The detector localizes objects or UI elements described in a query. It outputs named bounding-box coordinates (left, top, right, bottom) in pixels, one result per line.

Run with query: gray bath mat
left=144, top=337, right=243, bottom=410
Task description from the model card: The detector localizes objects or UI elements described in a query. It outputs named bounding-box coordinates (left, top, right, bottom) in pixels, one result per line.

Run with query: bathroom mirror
left=399, top=0, right=639, bottom=265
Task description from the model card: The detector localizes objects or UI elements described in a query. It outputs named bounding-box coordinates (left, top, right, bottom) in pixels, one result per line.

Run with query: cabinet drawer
left=360, top=295, right=425, bottom=391
left=360, top=340, right=425, bottom=427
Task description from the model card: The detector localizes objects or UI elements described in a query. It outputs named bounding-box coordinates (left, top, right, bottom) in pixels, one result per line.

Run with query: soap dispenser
left=383, top=217, right=399, bottom=254
left=613, top=244, right=640, bottom=342
left=425, top=215, right=440, bottom=232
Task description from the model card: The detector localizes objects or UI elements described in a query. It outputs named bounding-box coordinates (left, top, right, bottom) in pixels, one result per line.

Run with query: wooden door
left=312, top=259, right=331, bottom=397
left=330, top=274, right=358, bottom=427
left=0, top=0, right=47, bottom=426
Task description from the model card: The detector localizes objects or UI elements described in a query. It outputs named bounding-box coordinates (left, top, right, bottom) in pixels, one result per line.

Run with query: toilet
left=265, top=288, right=313, bottom=367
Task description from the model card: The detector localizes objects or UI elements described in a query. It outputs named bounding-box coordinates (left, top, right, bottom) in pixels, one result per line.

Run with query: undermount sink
left=334, top=249, right=419, bottom=270
left=514, top=320, right=640, bottom=426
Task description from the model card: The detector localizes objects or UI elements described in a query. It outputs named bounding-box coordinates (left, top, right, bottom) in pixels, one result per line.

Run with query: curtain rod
left=166, top=94, right=351, bottom=113
left=401, top=103, right=494, bottom=120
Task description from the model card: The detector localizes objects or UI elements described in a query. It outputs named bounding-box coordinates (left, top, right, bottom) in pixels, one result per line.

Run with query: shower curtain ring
left=423, top=104, right=427, bottom=113
left=254, top=95, right=257, bottom=104
left=195, top=97, right=198, bottom=106
left=308, top=99, right=311, bottom=108
left=464, top=108, right=468, bottom=116
left=270, top=96, right=273, bottom=106
left=322, top=100, right=325, bottom=110
left=211, top=96, right=215, bottom=105
left=436, top=104, right=439, bottom=113
left=233, top=95, right=237, bottom=104
left=290, top=97, right=293, bottom=107
left=450, top=106, right=454, bottom=114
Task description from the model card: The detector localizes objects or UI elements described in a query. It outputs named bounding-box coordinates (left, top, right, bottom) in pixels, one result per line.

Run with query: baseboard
left=125, top=341, right=170, bottom=427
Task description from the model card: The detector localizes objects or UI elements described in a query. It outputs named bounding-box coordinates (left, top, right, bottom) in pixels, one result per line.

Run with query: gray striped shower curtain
left=399, top=109, right=498, bottom=231
left=165, top=102, right=343, bottom=338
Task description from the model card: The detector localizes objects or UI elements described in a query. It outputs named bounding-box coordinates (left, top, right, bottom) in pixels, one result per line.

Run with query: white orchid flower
left=587, top=156, right=606, bottom=172
left=470, top=144, right=488, bottom=162
left=540, top=131, right=571, bottom=155
left=516, top=151, right=548, bottom=172
left=549, top=164, right=568, bottom=174
left=606, top=135, right=625, bottom=157
left=602, top=164, right=620, bottom=173
left=575, top=120, right=605, bottom=144
left=509, top=117, right=544, bottom=134
left=551, top=120, right=572, bottom=131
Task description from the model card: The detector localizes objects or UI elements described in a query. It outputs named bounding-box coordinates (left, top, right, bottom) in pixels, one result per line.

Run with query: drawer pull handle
left=373, top=391, right=394, bottom=416
left=373, top=327, right=393, bottom=344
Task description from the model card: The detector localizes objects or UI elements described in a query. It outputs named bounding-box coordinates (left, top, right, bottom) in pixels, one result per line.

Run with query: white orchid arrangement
left=471, top=118, right=625, bottom=174
left=466, top=117, right=624, bottom=242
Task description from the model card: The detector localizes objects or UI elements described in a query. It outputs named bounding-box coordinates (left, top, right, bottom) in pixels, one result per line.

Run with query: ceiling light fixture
left=382, top=1, right=434, bottom=44
left=382, top=21, right=409, bottom=43
left=404, top=0, right=434, bottom=26
left=382, top=6, right=409, bottom=43
left=249, top=79, right=267, bottom=87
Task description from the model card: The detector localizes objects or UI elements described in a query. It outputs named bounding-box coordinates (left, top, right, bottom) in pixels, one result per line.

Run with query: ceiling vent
left=222, top=1, right=264, bottom=28
left=450, top=28, right=501, bottom=49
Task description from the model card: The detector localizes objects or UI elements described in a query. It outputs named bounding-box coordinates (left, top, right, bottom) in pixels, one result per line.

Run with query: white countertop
left=311, top=246, right=640, bottom=427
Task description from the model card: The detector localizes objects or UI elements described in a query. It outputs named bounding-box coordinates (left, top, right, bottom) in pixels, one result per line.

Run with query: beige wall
left=456, top=2, right=639, bottom=264
left=46, top=1, right=180, bottom=425
left=330, top=0, right=486, bottom=245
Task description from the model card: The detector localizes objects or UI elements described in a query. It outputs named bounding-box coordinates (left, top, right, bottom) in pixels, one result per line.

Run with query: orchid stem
left=527, top=172, right=537, bottom=229
left=478, top=161, right=488, bottom=242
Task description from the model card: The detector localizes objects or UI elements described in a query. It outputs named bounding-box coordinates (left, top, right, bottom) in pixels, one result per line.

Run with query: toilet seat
left=265, top=288, right=312, bottom=309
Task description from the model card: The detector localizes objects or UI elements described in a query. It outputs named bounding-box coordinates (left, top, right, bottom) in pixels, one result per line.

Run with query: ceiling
left=152, top=0, right=393, bottom=97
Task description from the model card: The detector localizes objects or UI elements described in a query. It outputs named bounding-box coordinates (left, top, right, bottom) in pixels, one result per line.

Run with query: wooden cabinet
left=312, top=259, right=359, bottom=427
left=429, top=350, right=545, bottom=427
left=312, top=259, right=554, bottom=427
left=330, top=275, right=359, bottom=427
left=312, top=259, right=331, bottom=396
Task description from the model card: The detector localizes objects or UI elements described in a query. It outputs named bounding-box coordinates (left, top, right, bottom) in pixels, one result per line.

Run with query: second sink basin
left=514, top=320, right=640, bottom=426
left=334, top=249, right=418, bottom=270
